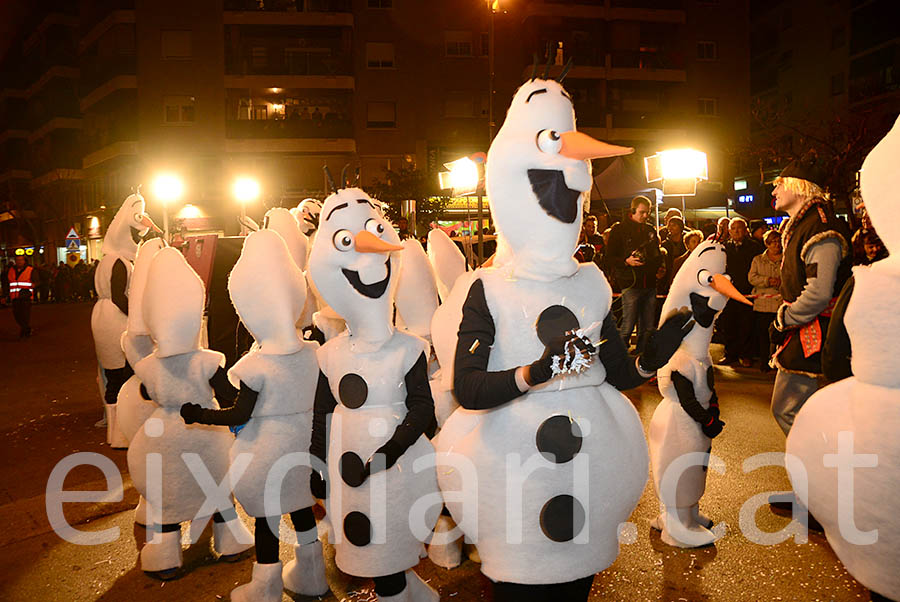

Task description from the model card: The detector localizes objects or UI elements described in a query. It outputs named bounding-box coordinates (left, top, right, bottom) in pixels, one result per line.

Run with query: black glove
left=528, top=331, right=596, bottom=386
left=701, top=415, right=725, bottom=439
left=638, top=308, right=695, bottom=372
left=310, top=470, right=327, bottom=500
left=768, top=321, right=786, bottom=347
left=180, top=403, right=202, bottom=424
left=708, top=391, right=720, bottom=420
left=363, top=440, right=403, bottom=481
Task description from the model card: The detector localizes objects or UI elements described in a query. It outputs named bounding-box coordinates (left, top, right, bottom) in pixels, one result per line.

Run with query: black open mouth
left=341, top=258, right=391, bottom=299
left=527, top=169, right=582, bottom=224
left=689, top=292, right=718, bottom=328
left=130, top=226, right=144, bottom=244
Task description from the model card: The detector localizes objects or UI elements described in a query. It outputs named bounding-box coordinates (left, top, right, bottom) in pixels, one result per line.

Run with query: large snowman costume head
left=126, top=238, right=166, bottom=336
left=104, top=193, right=160, bottom=261
left=860, top=116, right=899, bottom=270
left=262, top=207, right=309, bottom=271
left=660, top=240, right=749, bottom=357
left=487, top=77, right=633, bottom=280
left=143, top=247, right=205, bottom=357
left=292, top=198, right=322, bottom=237
left=308, top=187, right=403, bottom=351
left=230, top=229, right=306, bottom=354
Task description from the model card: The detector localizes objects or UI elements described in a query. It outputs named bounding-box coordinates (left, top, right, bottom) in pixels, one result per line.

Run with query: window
left=366, top=42, right=395, bottom=68
left=831, top=72, right=845, bottom=95
left=367, top=0, right=392, bottom=7
left=831, top=26, right=845, bottom=49
left=367, top=102, right=396, bottom=128
left=480, top=32, right=489, bottom=57
left=163, top=96, right=195, bottom=124
left=161, top=30, right=191, bottom=59
left=445, top=31, right=473, bottom=57
left=697, top=41, right=718, bottom=61
left=697, top=97, right=718, bottom=116
left=250, top=46, right=267, bottom=69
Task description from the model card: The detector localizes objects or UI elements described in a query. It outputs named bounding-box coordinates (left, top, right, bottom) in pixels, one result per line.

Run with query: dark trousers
left=12, top=298, right=31, bottom=336
left=493, top=574, right=595, bottom=602
left=721, top=299, right=754, bottom=360
left=618, top=287, right=656, bottom=353
left=754, top=310, right=776, bottom=366
left=103, top=364, right=134, bottom=405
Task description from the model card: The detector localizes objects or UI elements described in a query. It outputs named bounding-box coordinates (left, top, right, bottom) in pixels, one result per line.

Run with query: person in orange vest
left=8, top=255, right=37, bottom=338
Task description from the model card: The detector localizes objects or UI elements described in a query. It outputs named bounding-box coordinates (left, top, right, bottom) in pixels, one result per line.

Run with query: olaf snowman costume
left=786, top=117, right=900, bottom=601
left=648, top=241, right=750, bottom=547
left=308, top=186, right=441, bottom=602
left=181, top=229, right=328, bottom=601
left=91, top=193, right=159, bottom=445
left=127, top=247, right=251, bottom=576
left=433, top=75, right=693, bottom=597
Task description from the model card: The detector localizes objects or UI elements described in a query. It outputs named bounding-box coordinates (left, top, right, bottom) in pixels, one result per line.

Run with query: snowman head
left=126, top=238, right=166, bottom=336
left=487, top=77, right=633, bottom=280
left=143, top=247, right=205, bottom=357
left=293, top=198, right=322, bottom=236
left=104, top=193, right=161, bottom=261
left=308, top=187, right=403, bottom=348
left=263, top=207, right=308, bottom=271
left=860, top=115, right=899, bottom=265
left=661, top=240, right=750, bottom=331
left=229, top=229, right=306, bottom=354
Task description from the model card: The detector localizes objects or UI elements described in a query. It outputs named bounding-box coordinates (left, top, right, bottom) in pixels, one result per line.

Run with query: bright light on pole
left=439, top=157, right=479, bottom=196
left=658, top=149, right=709, bottom=181
left=152, top=172, right=184, bottom=241
left=233, top=177, right=261, bottom=235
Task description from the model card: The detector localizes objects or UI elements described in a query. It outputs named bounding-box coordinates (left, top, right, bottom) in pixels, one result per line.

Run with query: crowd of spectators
left=1, top=257, right=97, bottom=306
left=579, top=194, right=888, bottom=372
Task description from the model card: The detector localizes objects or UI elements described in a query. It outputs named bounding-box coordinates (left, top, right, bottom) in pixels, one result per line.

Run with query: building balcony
left=523, top=52, right=685, bottom=82
left=80, top=55, right=136, bottom=99
left=81, top=0, right=135, bottom=41
left=523, top=0, right=684, bottom=23
left=28, top=118, right=82, bottom=144
left=83, top=140, right=139, bottom=170
left=25, top=66, right=80, bottom=100
left=82, top=121, right=137, bottom=157
left=226, top=118, right=352, bottom=139
left=224, top=1, right=352, bottom=27
left=224, top=73, right=354, bottom=90
left=226, top=52, right=351, bottom=77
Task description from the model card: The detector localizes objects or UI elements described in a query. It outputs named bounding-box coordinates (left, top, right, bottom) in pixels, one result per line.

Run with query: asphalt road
left=0, top=302, right=875, bottom=601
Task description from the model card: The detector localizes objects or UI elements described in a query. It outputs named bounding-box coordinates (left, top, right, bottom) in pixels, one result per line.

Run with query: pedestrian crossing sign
left=66, top=238, right=80, bottom=251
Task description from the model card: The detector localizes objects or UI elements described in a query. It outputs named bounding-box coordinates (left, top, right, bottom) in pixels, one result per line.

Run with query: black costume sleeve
left=310, top=370, right=337, bottom=464
left=208, top=366, right=239, bottom=408
left=111, top=259, right=129, bottom=315
left=140, top=383, right=151, bottom=401
left=454, top=278, right=525, bottom=410
left=597, top=313, right=648, bottom=390
left=375, top=352, right=438, bottom=469
left=184, top=382, right=259, bottom=426
left=671, top=371, right=712, bottom=425
left=822, top=275, right=854, bottom=383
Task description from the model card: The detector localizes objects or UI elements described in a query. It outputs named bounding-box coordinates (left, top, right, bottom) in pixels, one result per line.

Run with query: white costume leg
left=213, top=515, right=254, bottom=558
left=231, top=562, right=283, bottom=602
left=140, top=529, right=182, bottom=574
left=282, top=528, right=329, bottom=597
left=427, top=514, right=463, bottom=569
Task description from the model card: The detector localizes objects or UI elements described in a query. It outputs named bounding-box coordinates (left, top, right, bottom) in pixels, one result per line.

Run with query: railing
left=224, top=0, right=351, bottom=12
left=30, top=143, right=83, bottom=177
left=226, top=118, right=352, bottom=139
left=610, top=50, right=683, bottom=70
left=80, top=0, right=135, bottom=38
left=82, top=121, right=138, bottom=156
left=226, top=52, right=351, bottom=76
left=79, top=54, right=137, bottom=97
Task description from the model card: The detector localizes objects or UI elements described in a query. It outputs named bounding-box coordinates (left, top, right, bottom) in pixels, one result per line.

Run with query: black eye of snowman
left=333, top=229, right=354, bottom=252
left=365, top=218, right=385, bottom=236
left=536, top=129, right=562, bottom=154
left=697, top=269, right=714, bottom=287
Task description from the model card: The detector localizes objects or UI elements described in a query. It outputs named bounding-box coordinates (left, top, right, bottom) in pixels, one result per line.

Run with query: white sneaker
left=105, top=404, right=128, bottom=449
left=231, top=562, right=283, bottom=602
left=213, top=517, right=254, bottom=558
left=282, top=540, right=329, bottom=597
left=140, top=529, right=183, bottom=574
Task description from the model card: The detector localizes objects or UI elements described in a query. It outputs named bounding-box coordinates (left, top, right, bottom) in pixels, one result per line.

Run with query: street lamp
left=644, top=148, right=709, bottom=224
left=233, top=176, right=261, bottom=235
left=438, top=153, right=487, bottom=265
left=152, top=172, right=185, bottom=241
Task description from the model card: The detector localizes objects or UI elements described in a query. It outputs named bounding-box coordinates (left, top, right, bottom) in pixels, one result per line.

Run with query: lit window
left=445, top=31, right=473, bottom=57
left=697, top=97, right=718, bottom=116
left=367, top=102, right=396, bottom=128
left=163, top=96, right=196, bottom=124
left=366, top=42, right=395, bottom=68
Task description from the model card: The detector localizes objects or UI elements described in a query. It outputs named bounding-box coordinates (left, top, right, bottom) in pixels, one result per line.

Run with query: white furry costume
left=787, top=116, right=900, bottom=601
left=649, top=241, right=749, bottom=547
left=433, top=77, right=651, bottom=586
left=308, top=188, right=441, bottom=585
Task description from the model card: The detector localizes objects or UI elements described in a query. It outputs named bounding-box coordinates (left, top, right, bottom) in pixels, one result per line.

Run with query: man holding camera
left=607, top=195, right=662, bottom=353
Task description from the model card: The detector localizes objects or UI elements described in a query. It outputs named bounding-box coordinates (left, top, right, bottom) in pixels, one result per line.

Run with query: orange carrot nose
left=355, top=230, right=403, bottom=254
left=711, top=273, right=753, bottom=306
left=559, top=131, right=634, bottom=161
left=140, top=214, right=162, bottom=233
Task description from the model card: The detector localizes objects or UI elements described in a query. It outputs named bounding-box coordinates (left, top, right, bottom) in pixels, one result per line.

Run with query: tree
left=368, top=165, right=450, bottom=234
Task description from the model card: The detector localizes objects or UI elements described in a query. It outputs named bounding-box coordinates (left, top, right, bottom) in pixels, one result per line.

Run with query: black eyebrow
left=356, top=198, right=375, bottom=208
left=325, top=202, right=349, bottom=220
left=697, top=246, right=717, bottom=256
left=560, top=89, right=573, bottom=102
left=526, top=88, right=548, bottom=102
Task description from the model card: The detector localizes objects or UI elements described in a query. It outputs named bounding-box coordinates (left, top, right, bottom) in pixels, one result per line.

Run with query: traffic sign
left=66, top=238, right=81, bottom=251
left=66, top=227, right=80, bottom=240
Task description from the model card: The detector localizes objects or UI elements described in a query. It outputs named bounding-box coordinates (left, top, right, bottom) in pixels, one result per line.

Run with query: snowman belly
left=127, top=408, right=232, bottom=524
left=91, top=299, right=127, bottom=369
left=648, top=399, right=709, bottom=508
left=787, top=378, right=900, bottom=599
left=116, top=376, right=156, bottom=442
left=435, top=384, right=648, bottom=584
left=326, top=405, right=440, bottom=578
left=230, top=413, right=314, bottom=517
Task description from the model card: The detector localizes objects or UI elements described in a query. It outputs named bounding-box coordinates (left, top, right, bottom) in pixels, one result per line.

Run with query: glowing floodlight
left=233, top=177, right=261, bottom=204
left=659, top=149, right=708, bottom=181
left=152, top=173, right=185, bottom=204
left=439, top=157, right=479, bottom=195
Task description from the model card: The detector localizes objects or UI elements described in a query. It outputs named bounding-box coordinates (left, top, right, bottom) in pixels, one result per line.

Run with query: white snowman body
left=225, top=228, right=318, bottom=518
left=126, top=247, right=232, bottom=525
left=308, top=187, right=441, bottom=579
left=787, top=117, right=900, bottom=600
